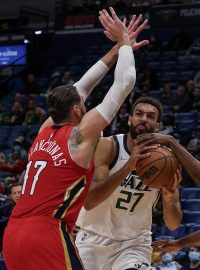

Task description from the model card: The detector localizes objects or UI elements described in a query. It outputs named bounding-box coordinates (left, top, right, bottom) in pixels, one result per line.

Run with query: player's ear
left=72, top=104, right=80, bottom=117
left=128, top=116, right=132, bottom=126
left=154, top=123, right=160, bottom=132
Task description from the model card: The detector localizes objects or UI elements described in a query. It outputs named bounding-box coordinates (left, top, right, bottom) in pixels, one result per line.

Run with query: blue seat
left=149, top=91, right=161, bottom=99
left=155, top=235, right=175, bottom=241
left=177, top=59, right=193, bottom=70
left=0, top=202, right=13, bottom=217
left=182, top=199, right=200, bottom=211
left=161, top=61, right=177, bottom=71
left=177, top=71, right=194, bottom=82
left=160, top=224, right=186, bottom=239
left=188, top=224, right=200, bottom=234
left=145, top=51, right=161, bottom=61
left=162, top=51, right=177, bottom=60
left=181, top=187, right=200, bottom=199
left=176, top=119, right=196, bottom=132
left=183, top=211, right=200, bottom=224
left=160, top=72, right=178, bottom=82
left=175, top=112, right=195, bottom=121
left=147, top=61, right=161, bottom=71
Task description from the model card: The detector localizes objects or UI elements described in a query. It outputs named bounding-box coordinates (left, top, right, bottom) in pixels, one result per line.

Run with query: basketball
left=136, top=146, right=179, bottom=189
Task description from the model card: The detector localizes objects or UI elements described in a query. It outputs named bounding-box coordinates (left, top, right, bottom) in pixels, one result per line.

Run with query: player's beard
left=129, top=123, right=154, bottom=139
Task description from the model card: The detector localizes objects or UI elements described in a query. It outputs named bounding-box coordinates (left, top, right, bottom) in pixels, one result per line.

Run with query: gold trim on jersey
left=59, top=221, right=72, bottom=269
left=53, top=176, right=86, bottom=219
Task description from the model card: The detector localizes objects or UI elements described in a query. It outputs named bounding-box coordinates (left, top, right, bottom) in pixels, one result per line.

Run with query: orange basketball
left=136, top=146, right=179, bottom=189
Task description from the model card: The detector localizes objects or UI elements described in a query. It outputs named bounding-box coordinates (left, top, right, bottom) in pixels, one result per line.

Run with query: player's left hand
left=127, top=14, right=149, bottom=50
left=162, top=167, right=182, bottom=196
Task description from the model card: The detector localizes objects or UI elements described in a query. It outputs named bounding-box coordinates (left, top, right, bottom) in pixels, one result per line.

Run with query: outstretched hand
left=127, top=14, right=149, bottom=50
left=99, top=7, right=129, bottom=43
left=152, top=239, right=180, bottom=254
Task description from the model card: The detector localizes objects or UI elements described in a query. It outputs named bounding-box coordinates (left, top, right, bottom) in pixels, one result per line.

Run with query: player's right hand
left=127, top=141, right=157, bottom=171
left=99, top=7, right=129, bottom=42
left=152, top=239, right=180, bottom=254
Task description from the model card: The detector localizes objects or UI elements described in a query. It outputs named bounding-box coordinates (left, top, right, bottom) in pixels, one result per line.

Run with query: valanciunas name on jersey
left=29, top=139, right=67, bottom=166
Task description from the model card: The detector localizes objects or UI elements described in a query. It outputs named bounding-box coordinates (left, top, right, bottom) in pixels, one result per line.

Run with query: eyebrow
left=135, top=109, right=157, bottom=116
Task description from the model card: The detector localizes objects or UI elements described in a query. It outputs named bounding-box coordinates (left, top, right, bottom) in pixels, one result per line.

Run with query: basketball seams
left=141, top=157, right=169, bottom=187
left=136, top=146, right=178, bottom=189
left=137, top=155, right=172, bottom=174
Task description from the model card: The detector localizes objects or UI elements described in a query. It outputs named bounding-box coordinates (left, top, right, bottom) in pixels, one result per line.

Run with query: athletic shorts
left=3, top=216, right=85, bottom=270
left=76, top=229, right=155, bottom=270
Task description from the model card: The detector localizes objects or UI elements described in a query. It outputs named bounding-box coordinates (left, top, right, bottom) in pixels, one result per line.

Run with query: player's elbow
left=166, top=216, right=183, bottom=231
left=83, top=199, right=94, bottom=211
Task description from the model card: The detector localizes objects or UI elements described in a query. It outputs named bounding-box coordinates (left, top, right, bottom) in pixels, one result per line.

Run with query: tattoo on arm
left=69, top=127, right=83, bottom=153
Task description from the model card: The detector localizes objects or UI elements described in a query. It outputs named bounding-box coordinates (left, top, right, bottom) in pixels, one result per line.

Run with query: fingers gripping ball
left=136, top=146, right=178, bottom=189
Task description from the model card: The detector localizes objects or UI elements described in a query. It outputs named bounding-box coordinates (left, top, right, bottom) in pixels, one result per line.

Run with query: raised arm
left=39, top=14, right=148, bottom=133
left=70, top=7, right=136, bottom=168
left=161, top=170, right=183, bottom=231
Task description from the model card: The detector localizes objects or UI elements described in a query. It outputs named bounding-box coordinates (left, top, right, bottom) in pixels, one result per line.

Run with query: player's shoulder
left=94, top=136, right=116, bottom=166
left=97, top=136, right=116, bottom=151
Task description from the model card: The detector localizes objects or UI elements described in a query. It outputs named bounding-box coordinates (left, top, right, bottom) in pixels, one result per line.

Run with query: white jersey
left=77, top=134, right=160, bottom=241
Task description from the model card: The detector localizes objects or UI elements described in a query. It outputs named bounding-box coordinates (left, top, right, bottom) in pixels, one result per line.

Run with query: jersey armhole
left=109, top=135, right=119, bottom=170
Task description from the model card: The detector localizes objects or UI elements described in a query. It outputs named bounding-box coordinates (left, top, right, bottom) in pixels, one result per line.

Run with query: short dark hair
left=130, top=97, right=163, bottom=123
left=8, top=183, right=22, bottom=195
left=47, top=85, right=81, bottom=123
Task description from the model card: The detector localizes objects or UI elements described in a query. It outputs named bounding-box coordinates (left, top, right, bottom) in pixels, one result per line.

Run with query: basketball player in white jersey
left=76, top=97, right=183, bottom=270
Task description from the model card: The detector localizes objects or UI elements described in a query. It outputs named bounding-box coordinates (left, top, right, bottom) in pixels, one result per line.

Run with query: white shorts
left=76, top=229, right=155, bottom=270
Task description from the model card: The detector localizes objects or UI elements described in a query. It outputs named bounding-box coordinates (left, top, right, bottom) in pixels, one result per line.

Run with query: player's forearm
left=162, top=195, right=182, bottom=231
left=168, top=137, right=200, bottom=185
left=96, top=45, right=136, bottom=124
left=84, top=163, right=132, bottom=210
left=175, top=231, right=200, bottom=249
left=74, top=46, right=119, bottom=102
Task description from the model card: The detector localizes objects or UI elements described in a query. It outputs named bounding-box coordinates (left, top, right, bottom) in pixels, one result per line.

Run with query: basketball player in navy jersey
left=76, top=97, right=183, bottom=270
left=3, top=8, right=152, bottom=270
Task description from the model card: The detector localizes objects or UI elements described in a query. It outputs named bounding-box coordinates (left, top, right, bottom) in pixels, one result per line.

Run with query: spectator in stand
left=187, top=36, right=200, bottom=56
left=8, top=183, right=22, bottom=206
left=160, top=115, right=175, bottom=135
left=0, top=150, right=26, bottom=179
left=142, top=66, right=160, bottom=90
left=156, top=252, right=182, bottom=270
left=190, top=85, right=200, bottom=113
left=160, top=83, right=174, bottom=107
left=0, top=102, right=6, bottom=125
left=6, top=101, right=25, bottom=125
left=61, top=71, right=74, bottom=86
left=168, top=27, right=191, bottom=51
left=13, top=135, right=28, bottom=161
left=111, top=102, right=129, bottom=134
left=180, top=246, right=200, bottom=270
left=46, top=71, right=62, bottom=95
left=187, top=125, right=200, bottom=161
left=114, top=0, right=127, bottom=9
left=194, top=71, right=200, bottom=86
left=172, top=84, right=192, bottom=112
left=25, top=73, right=40, bottom=96
left=23, top=99, right=46, bottom=125
left=186, top=80, right=195, bottom=97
